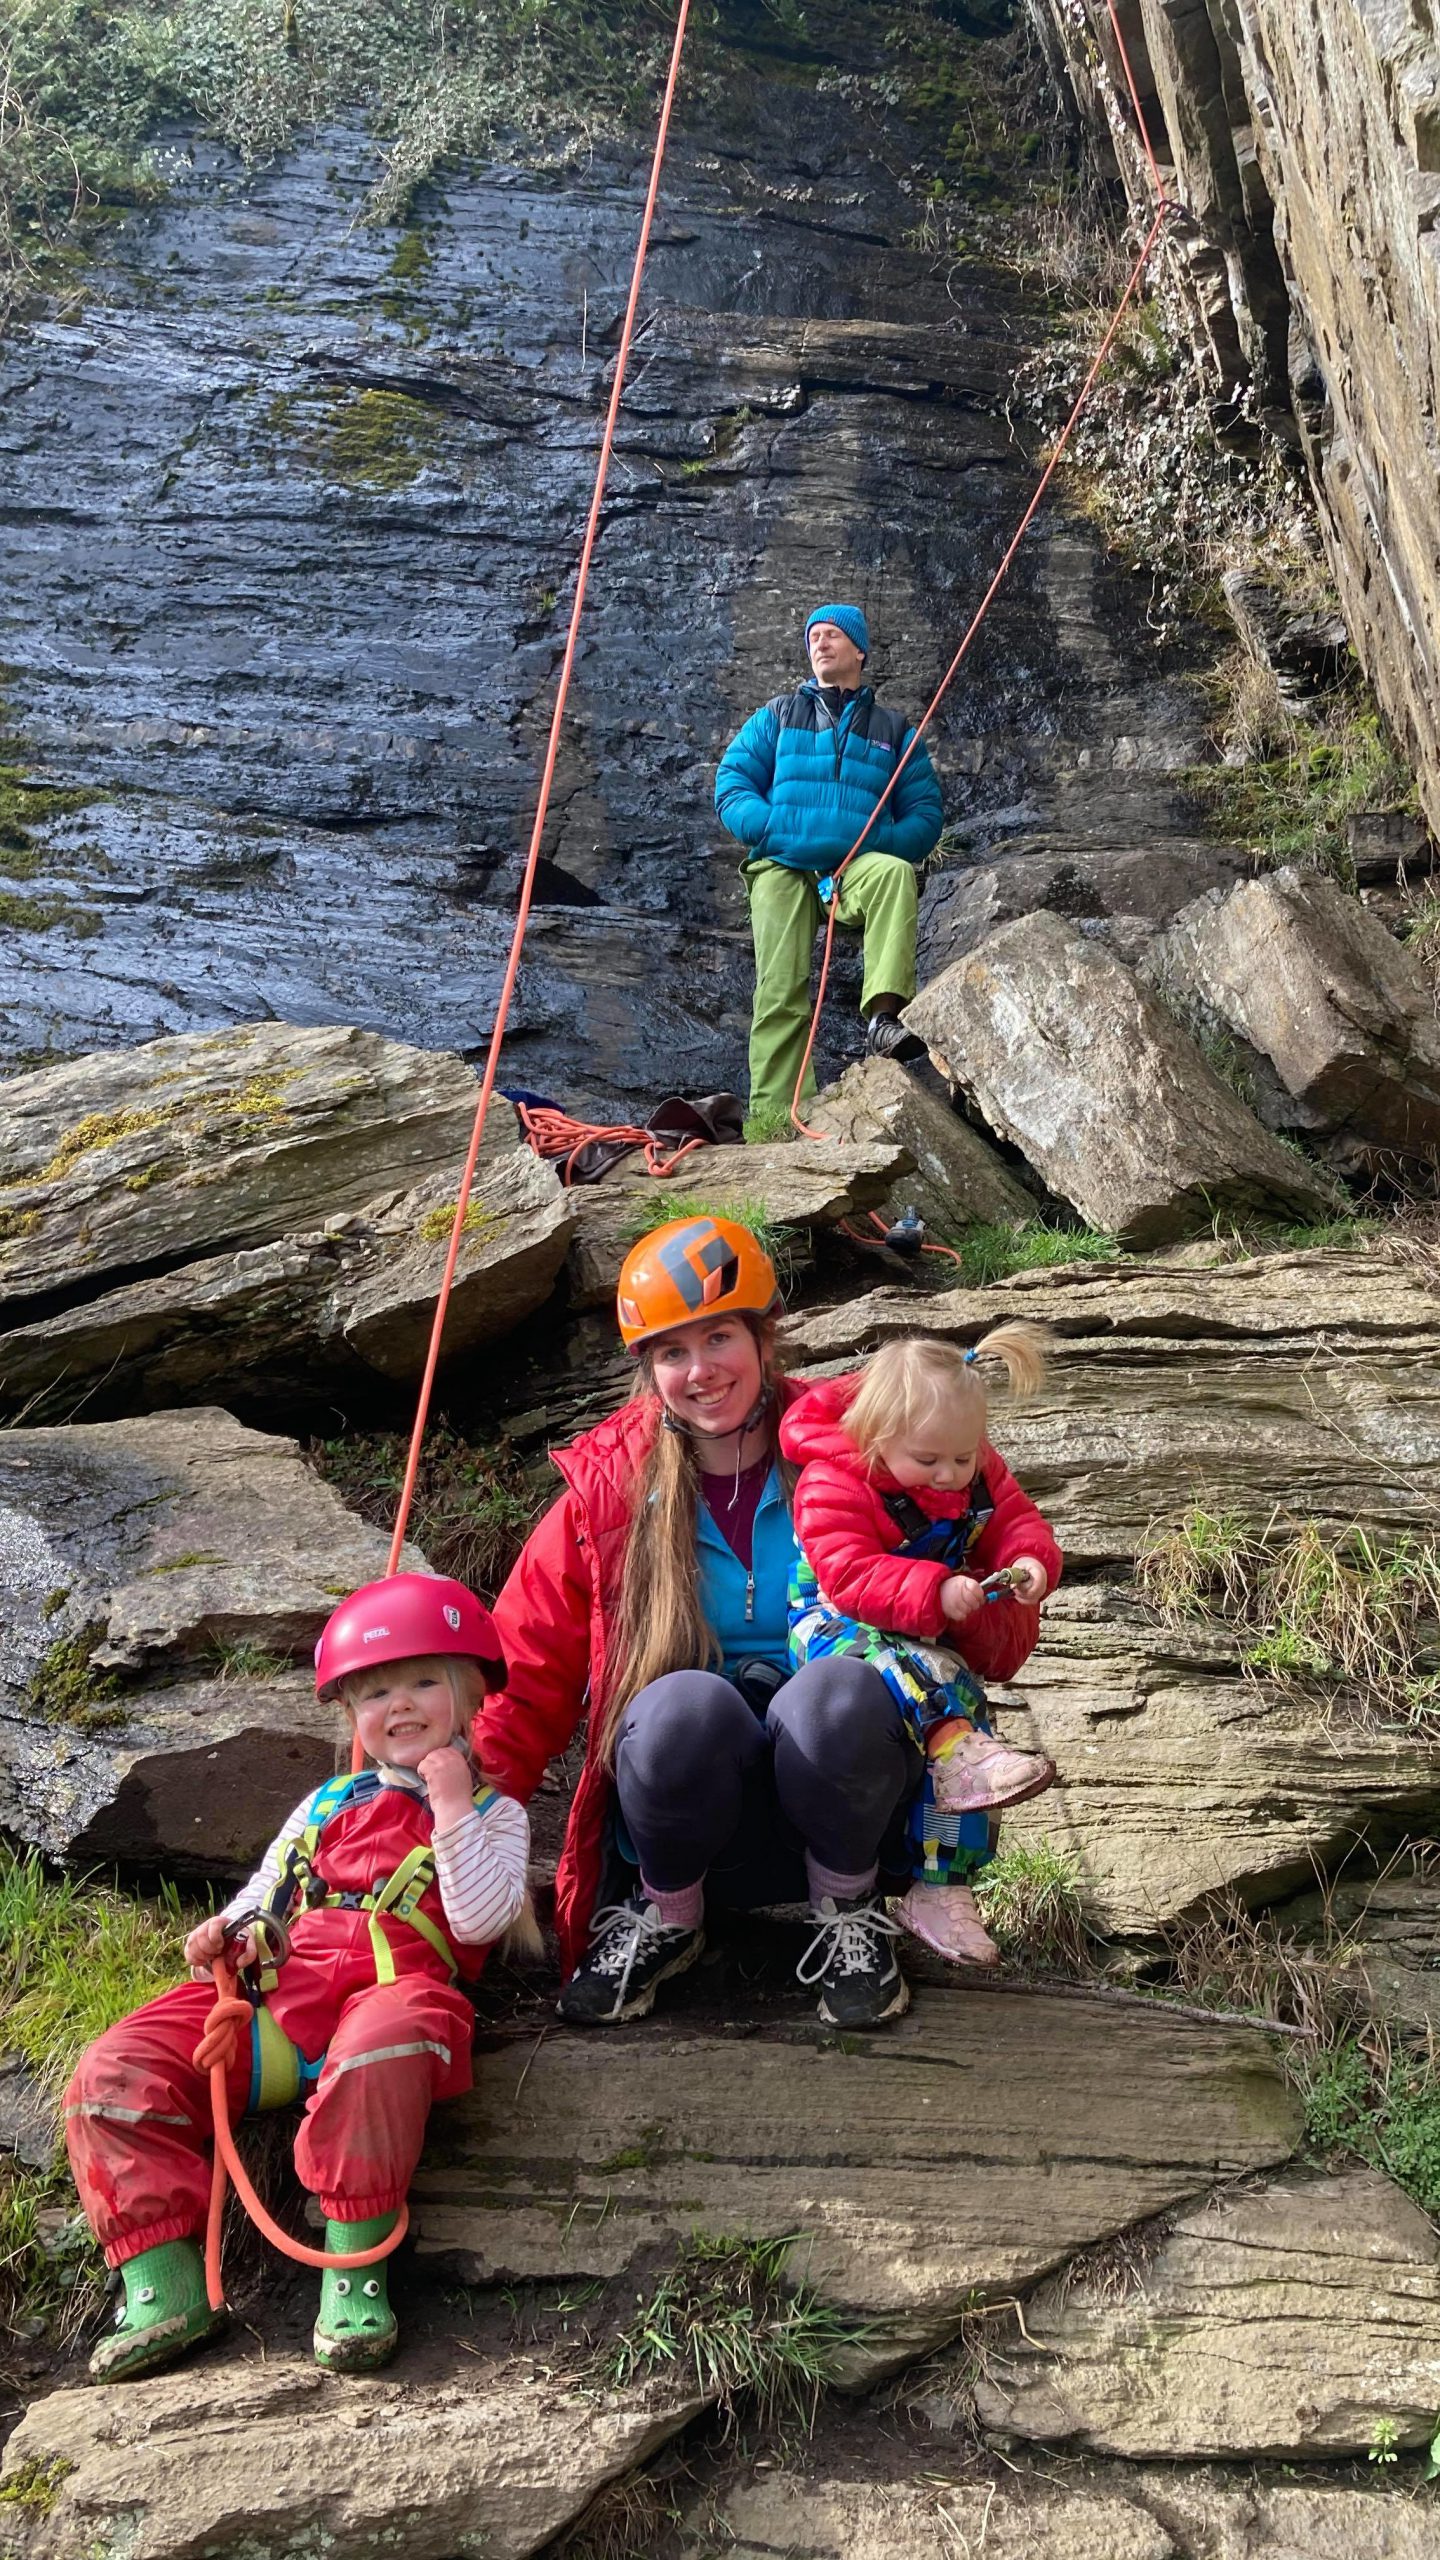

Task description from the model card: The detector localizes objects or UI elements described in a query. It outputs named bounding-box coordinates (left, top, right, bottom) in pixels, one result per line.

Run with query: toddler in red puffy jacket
left=781, top=1326, right=1063, bottom=1967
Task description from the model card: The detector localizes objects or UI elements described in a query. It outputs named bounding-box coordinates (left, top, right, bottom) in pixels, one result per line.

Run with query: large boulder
left=1148, top=865, right=1440, bottom=1170
left=0, top=1033, right=576, bottom=1418
left=903, top=913, right=1339, bottom=1244
left=3, top=2358, right=699, bottom=2560
left=0, top=1407, right=418, bottom=1869
left=0, top=1023, right=480, bottom=1312
left=411, top=1985, right=1300, bottom=2375
left=564, top=1138, right=909, bottom=1311
left=968, top=2170, right=1440, bottom=2457
left=918, top=839, right=1250, bottom=977
left=805, top=1056, right=1033, bottom=1232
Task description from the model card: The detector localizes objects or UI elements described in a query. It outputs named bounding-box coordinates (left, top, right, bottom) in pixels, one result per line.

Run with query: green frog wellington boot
left=313, top=2217, right=398, bottom=2372
left=89, top=2237, right=224, bottom=2383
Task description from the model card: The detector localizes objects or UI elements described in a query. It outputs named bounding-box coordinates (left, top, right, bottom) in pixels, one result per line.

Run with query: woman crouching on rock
left=477, top=1214, right=922, bottom=2032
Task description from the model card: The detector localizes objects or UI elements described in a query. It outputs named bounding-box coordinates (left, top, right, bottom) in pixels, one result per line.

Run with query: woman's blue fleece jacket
left=714, top=679, right=943, bottom=873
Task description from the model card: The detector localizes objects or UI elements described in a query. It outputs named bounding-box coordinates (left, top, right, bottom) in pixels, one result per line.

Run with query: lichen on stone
left=321, top=387, right=444, bottom=490
left=417, top=1198, right=500, bottom=1244
left=28, top=1628, right=127, bottom=1733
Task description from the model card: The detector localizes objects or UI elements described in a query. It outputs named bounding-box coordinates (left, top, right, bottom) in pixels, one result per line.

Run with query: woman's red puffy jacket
left=475, top=1378, right=812, bottom=1973
left=780, top=1373, right=1063, bottom=1682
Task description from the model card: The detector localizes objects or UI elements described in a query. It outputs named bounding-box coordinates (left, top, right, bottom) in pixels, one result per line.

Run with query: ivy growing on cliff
left=0, top=0, right=676, bottom=322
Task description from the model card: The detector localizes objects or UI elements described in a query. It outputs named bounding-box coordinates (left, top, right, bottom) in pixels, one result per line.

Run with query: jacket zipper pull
left=745, top=1570, right=755, bottom=1623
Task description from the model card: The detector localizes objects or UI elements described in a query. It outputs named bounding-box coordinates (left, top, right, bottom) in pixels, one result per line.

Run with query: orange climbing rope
left=789, top=0, right=1176, bottom=1134
left=198, top=0, right=695, bottom=2314
left=196, top=1954, right=408, bottom=2312
left=198, top=0, right=1177, bottom=2309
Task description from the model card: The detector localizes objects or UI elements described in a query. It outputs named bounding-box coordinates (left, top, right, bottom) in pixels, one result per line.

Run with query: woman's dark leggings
left=613, top=1662, right=918, bottom=1899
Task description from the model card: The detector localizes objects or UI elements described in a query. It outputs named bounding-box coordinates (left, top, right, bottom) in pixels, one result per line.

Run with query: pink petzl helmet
left=315, top=1573, right=507, bottom=1701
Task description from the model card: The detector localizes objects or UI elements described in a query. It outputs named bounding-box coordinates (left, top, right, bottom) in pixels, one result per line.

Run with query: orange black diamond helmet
left=616, top=1215, right=781, bottom=1353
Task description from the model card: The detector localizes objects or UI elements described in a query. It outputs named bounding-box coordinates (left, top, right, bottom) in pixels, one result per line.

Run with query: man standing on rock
left=715, top=603, right=943, bottom=1135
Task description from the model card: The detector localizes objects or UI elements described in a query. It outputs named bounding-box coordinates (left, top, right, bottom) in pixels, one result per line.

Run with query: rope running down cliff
left=200, top=0, right=1177, bottom=2311
left=378, top=0, right=1179, bottom=1537
left=197, top=0, right=695, bottom=2317
left=788, top=3, right=1179, bottom=1130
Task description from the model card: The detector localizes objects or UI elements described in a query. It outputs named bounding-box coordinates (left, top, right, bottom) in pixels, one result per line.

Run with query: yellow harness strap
left=270, top=1780, right=502, bottom=1985
left=363, top=1842, right=456, bottom=1984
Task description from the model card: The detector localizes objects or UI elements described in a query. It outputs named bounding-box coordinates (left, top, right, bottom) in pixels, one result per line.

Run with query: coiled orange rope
left=515, top=1101, right=708, bottom=1187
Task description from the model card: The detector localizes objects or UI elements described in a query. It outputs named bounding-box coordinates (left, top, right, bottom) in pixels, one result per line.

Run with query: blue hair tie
left=965, top=1347, right=979, bottom=1365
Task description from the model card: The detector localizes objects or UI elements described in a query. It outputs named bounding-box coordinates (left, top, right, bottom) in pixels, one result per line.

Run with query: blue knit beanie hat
left=804, top=602, right=870, bottom=661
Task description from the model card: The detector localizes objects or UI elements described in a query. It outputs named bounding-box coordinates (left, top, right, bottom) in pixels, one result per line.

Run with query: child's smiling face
left=346, top=1653, right=459, bottom=1768
left=878, top=1396, right=982, bottom=1494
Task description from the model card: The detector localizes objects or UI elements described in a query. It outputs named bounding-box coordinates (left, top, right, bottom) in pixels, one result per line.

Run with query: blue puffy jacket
left=714, top=679, right=943, bottom=873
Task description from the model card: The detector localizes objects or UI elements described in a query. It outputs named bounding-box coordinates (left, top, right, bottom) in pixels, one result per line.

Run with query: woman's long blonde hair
left=598, top=1317, right=782, bottom=1768
left=845, top=1322, right=1050, bottom=1465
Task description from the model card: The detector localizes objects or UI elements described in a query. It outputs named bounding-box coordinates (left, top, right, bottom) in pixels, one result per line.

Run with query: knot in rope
left=193, top=1983, right=250, bottom=2077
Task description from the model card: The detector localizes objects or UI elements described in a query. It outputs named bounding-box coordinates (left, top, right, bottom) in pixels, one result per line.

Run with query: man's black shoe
left=865, top=1012, right=926, bottom=1065
left=557, top=1895, right=704, bottom=2026
left=795, top=1894, right=910, bottom=2029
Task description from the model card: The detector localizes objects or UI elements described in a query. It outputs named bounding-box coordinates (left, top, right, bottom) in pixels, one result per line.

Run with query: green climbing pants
left=743, top=852, right=920, bottom=1125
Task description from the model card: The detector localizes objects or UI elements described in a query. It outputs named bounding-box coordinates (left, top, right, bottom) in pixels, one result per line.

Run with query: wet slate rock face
left=0, top=10, right=1217, bottom=1119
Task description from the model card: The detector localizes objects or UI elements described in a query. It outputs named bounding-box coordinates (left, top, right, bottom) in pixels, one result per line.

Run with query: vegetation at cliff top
left=0, top=0, right=678, bottom=320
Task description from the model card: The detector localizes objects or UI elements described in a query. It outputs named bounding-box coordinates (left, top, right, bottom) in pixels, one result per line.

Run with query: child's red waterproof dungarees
left=65, top=1785, right=480, bottom=2267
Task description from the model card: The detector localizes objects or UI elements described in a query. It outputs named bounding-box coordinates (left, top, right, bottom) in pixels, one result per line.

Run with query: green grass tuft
left=945, top=1220, right=1118, bottom=1288
left=1184, top=706, right=1414, bottom=885
left=0, top=1845, right=198, bottom=2344
left=0, top=1847, right=188, bottom=2098
left=742, top=1103, right=795, bottom=1144
left=207, top=1636, right=293, bottom=1681
left=1138, top=1508, right=1440, bottom=1727
left=596, top=2231, right=870, bottom=2434
left=617, top=1193, right=787, bottom=1259
left=974, top=1839, right=1094, bottom=1977
left=1298, top=2029, right=1440, bottom=2218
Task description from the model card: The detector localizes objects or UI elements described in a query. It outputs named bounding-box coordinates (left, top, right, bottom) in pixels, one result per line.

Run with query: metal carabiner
left=220, top=1907, right=293, bottom=1973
